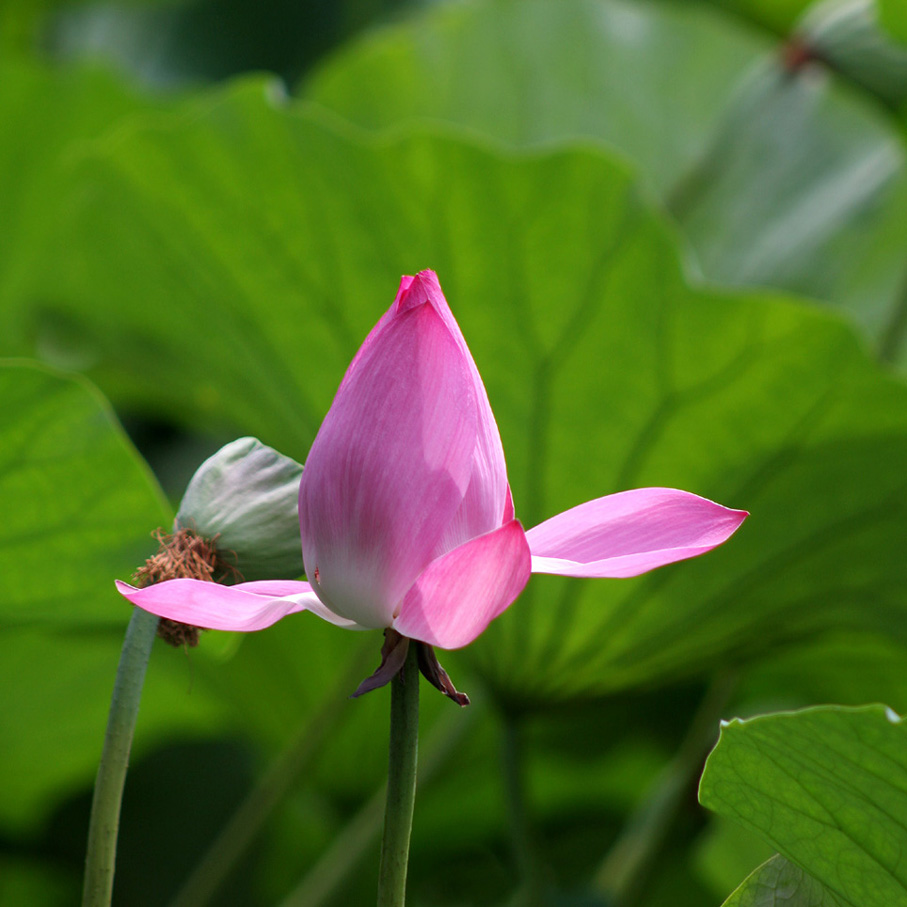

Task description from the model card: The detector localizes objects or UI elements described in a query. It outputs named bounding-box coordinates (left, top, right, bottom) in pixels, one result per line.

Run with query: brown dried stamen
left=132, top=527, right=238, bottom=648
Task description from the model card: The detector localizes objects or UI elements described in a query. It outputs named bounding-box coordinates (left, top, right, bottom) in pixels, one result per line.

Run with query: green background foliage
left=3, top=0, right=907, bottom=904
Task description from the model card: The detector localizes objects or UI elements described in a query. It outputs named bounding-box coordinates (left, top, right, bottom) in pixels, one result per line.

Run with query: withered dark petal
left=351, top=629, right=411, bottom=698
left=416, top=643, right=470, bottom=707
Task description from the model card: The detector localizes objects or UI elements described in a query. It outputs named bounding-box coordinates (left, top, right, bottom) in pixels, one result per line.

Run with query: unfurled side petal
left=393, top=520, right=531, bottom=650
left=299, top=300, right=478, bottom=630
left=526, top=488, right=748, bottom=578
left=227, top=580, right=367, bottom=629
left=113, top=578, right=358, bottom=632
left=398, top=271, right=510, bottom=550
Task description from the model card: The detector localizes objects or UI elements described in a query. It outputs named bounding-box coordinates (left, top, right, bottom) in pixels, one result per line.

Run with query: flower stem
left=280, top=704, right=474, bottom=907
left=83, top=607, right=159, bottom=907
left=376, top=641, right=420, bottom=907
left=501, top=714, right=546, bottom=907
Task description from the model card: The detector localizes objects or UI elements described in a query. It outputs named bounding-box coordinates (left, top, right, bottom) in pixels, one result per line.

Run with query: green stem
left=168, top=639, right=375, bottom=907
left=83, top=607, right=159, bottom=907
left=877, top=262, right=907, bottom=364
left=376, top=642, right=420, bottom=907
left=501, top=713, right=546, bottom=907
left=280, top=704, right=474, bottom=907
left=592, top=670, right=738, bottom=906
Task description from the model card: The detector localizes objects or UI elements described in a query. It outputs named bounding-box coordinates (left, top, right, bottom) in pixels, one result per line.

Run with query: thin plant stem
left=376, top=641, right=420, bottom=907
left=83, top=607, right=160, bottom=907
left=168, top=639, right=375, bottom=907
left=592, top=670, right=739, bottom=906
left=877, top=263, right=907, bottom=364
left=280, top=704, right=474, bottom=907
left=501, top=713, right=546, bottom=907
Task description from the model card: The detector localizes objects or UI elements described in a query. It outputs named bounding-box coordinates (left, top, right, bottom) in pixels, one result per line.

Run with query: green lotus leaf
left=701, top=705, right=907, bottom=907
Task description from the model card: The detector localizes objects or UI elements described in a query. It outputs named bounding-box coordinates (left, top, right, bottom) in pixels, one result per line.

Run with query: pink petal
left=114, top=578, right=331, bottom=631
left=526, top=488, right=748, bottom=578
left=299, top=297, right=479, bottom=630
left=398, top=271, right=510, bottom=548
left=502, top=484, right=515, bottom=523
left=393, top=520, right=531, bottom=649
left=241, top=582, right=367, bottom=630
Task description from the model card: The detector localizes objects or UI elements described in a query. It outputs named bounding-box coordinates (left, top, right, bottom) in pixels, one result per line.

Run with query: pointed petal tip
left=526, top=488, right=748, bottom=579
left=407, top=268, right=439, bottom=289
left=412, top=268, right=440, bottom=288
left=720, top=505, right=749, bottom=535
left=394, top=269, right=444, bottom=315
left=393, top=274, right=416, bottom=308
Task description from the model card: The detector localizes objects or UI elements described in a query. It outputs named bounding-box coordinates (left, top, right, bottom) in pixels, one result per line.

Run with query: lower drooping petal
left=114, top=578, right=360, bottom=632
left=393, top=520, right=531, bottom=649
left=525, top=488, right=748, bottom=578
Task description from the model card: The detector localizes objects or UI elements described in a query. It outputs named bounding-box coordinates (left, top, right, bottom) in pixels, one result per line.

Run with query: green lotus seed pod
left=176, top=437, right=304, bottom=581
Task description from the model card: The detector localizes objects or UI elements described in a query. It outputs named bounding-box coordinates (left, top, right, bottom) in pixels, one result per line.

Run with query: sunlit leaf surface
left=0, top=58, right=158, bottom=353
left=701, top=705, right=907, bottom=907
left=306, top=0, right=767, bottom=194
left=303, top=0, right=907, bottom=358
left=0, top=361, right=169, bottom=625
left=879, top=0, right=907, bottom=44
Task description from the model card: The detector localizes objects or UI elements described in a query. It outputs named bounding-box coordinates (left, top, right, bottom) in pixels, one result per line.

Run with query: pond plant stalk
left=279, top=704, right=473, bottom=907
left=82, top=606, right=159, bottom=907
left=501, top=714, right=547, bottom=907
left=376, top=641, right=421, bottom=907
left=85, top=527, right=226, bottom=907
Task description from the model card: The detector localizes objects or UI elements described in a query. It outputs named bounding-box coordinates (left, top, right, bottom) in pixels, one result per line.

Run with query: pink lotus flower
left=118, top=271, right=746, bottom=671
